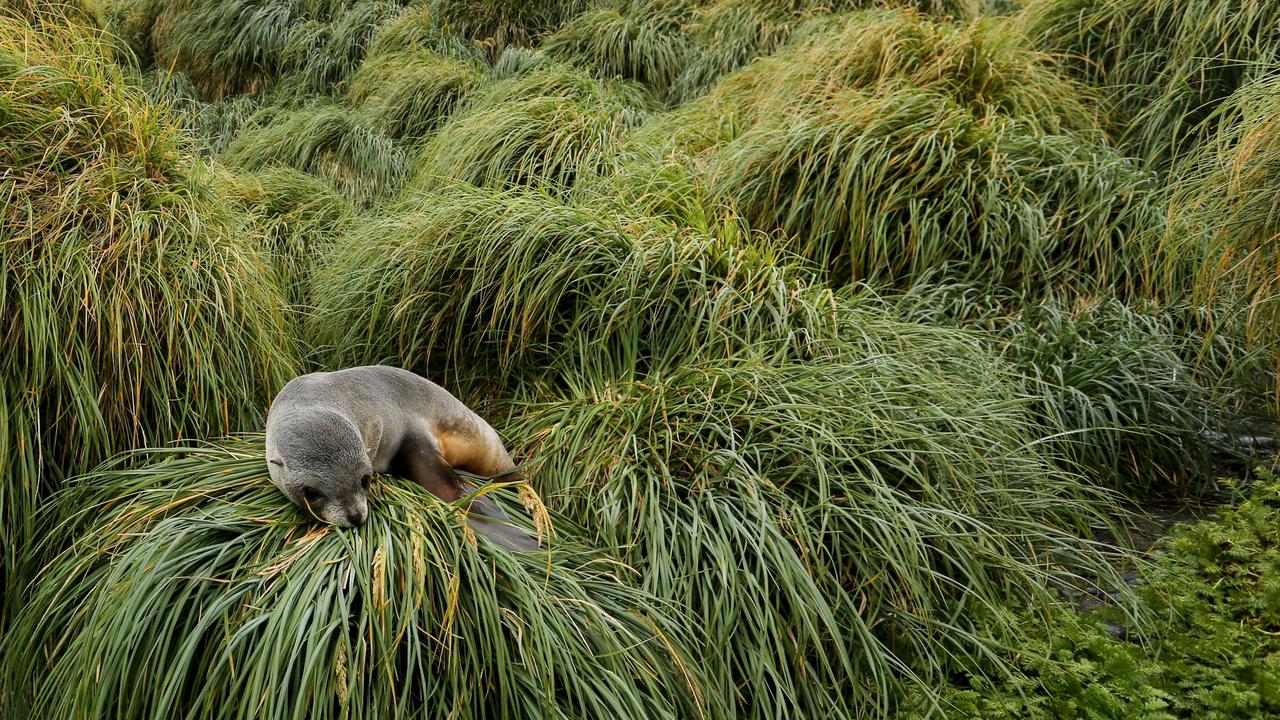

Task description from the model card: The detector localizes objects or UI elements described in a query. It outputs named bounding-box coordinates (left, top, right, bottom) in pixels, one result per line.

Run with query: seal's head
left=266, top=409, right=373, bottom=528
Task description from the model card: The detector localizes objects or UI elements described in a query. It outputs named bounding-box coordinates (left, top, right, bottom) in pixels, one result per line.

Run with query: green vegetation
left=0, top=10, right=297, bottom=616
left=1022, top=0, right=1280, bottom=169
left=903, top=470, right=1280, bottom=720
left=1, top=440, right=710, bottom=719
left=1, top=0, right=1277, bottom=719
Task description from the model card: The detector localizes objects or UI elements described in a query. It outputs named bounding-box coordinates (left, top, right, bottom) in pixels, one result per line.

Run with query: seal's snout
left=345, top=507, right=368, bottom=528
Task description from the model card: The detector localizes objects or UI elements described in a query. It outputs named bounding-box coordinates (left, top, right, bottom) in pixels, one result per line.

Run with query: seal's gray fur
left=265, top=365, right=538, bottom=550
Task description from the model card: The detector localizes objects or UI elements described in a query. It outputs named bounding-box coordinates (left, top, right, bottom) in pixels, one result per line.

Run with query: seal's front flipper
left=465, top=491, right=540, bottom=552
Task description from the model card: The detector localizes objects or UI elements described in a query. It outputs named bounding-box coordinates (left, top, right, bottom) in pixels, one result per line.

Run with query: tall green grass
left=107, top=0, right=401, bottom=99
left=427, top=0, right=588, bottom=58
left=225, top=102, right=410, bottom=203
left=705, top=86, right=1155, bottom=290
left=348, top=48, right=486, bottom=139
left=1021, top=0, right=1280, bottom=168
left=0, top=439, right=713, bottom=719
left=413, top=68, right=656, bottom=195
left=310, top=183, right=840, bottom=384
left=309, top=182, right=1137, bottom=716
left=893, top=286, right=1226, bottom=493
left=1164, top=73, right=1280, bottom=404
left=544, top=2, right=694, bottom=94
left=669, top=0, right=981, bottom=102
left=221, top=167, right=355, bottom=310
left=633, top=11, right=1160, bottom=292
left=0, top=12, right=298, bottom=615
left=502, top=347, right=1132, bottom=717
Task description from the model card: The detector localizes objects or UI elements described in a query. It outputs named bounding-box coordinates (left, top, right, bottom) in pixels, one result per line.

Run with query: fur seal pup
left=265, top=365, right=538, bottom=550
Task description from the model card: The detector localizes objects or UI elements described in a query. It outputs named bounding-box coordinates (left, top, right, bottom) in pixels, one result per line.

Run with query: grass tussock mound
left=649, top=11, right=1158, bottom=292
left=0, top=439, right=712, bottom=719
left=428, top=0, right=588, bottom=57
left=309, top=183, right=845, bottom=384
left=348, top=48, right=487, bottom=140
left=0, top=13, right=297, bottom=603
left=1167, top=74, right=1280, bottom=399
left=544, top=3, right=694, bottom=93
left=225, top=102, right=410, bottom=203
left=705, top=86, right=1155, bottom=290
left=413, top=68, right=656, bottom=194
left=1021, top=0, right=1280, bottom=167
left=669, top=0, right=981, bottom=102
left=108, top=0, right=401, bottom=99
left=898, top=287, right=1224, bottom=492
left=503, top=340, right=1130, bottom=717
left=221, top=167, right=355, bottom=309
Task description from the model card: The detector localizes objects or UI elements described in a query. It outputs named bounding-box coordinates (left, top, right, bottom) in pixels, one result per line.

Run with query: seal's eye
left=360, top=473, right=372, bottom=491
left=301, top=486, right=324, bottom=504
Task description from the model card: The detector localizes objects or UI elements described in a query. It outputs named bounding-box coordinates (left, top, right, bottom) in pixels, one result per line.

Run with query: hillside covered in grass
left=0, top=1, right=1277, bottom=719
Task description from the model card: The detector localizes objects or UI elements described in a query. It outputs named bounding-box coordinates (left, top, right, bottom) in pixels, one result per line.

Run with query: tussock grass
left=0, top=13, right=297, bottom=612
left=544, top=3, right=693, bottom=93
left=703, top=85, right=1156, bottom=290
left=670, top=0, right=981, bottom=102
left=107, top=0, right=400, bottom=99
left=616, top=11, right=1159, bottom=292
left=894, top=286, right=1224, bottom=493
left=221, top=167, right=354, bottom=310
left=363, top=5, right=485, bottom=60
left=502, top=340, right=1132, bottom=718
left=1021, top=0, right=1280, bottom=167
left=413, top=67, right=656, bottom=194
left=701, top=9, right=1096, bottom=133
left=309, top=183, right=843, bottom=386
left=0, top=439, right=713, bottom=719
left=225, top=102, right=410, bottom=203
left=428, top=0, right=588, bottom=57
left=307, top=184, right=1135, bottom=717
left=348, top=48, right=487, bottom=140
left=1166, top=74, right=1280, bottom=402
left=1002, top=300, right=1218, bottom=493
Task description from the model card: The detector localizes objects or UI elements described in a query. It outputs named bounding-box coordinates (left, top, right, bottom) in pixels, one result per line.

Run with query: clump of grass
left=412, top=67, right=656, bottom=195
left=106, top=0, right=400, bottom=99
left=225, top=101, right=410, bottom=203
left=502, top=341, right=1133, bottom=718
left=670, top=0, right=981, bottom=102
left=0, top=439, right=714, bottom=719
left=890, top=285, right=1233, bottom=494
left=1166, top=73, right=1280, bottom=404
left=348, top=48, right=487, bottom=140
left=427, top=0, right=588, bottom=58
left=10, top=0, right=101, bottom=28
left=490, top=45, right=548, bottom=79
left=364, top=5, right=486, bottom=60
left=0, top=13, right=298, bottom=613
left=996, top=300, right=1219, bottom=494
left=543, top=3, right=694, bottom=93
left=221, top=166, right=355, bottom=310
left=273, top=0, right=403, bottom=101
left=702, top=10, right=1096, bottom=133
left=704, top=85, right=1156, bottom=291
left=309, top=182, right=847, bottom=387
left=599, top=11, right=1157, bottom=293
left=1021, top=0, right=1280, bottom=168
